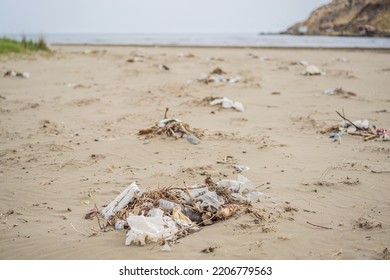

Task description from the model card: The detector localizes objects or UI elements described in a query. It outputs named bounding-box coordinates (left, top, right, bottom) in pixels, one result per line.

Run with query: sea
left=3, top=33, right=390, bottom=49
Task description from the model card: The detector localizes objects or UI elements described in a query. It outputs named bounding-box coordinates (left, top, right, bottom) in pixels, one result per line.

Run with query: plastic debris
left=216, top=174, right=252, bottom=193
left=3, top=70, right=30, bottom=79
left=184, top=134, right=201, bottom=145
left=139, top=117, right=203, bottom=145
left=233, top=164, right=250, bottom=172
left=304, top=65, right=324, bottom=76
left=101, top=173, right=267, bottom=246
left=115, top=220, right=127, bottom=230
left=190, top=68, right=241, bottom=84
left=323, top=88, right=356, bottom=98
left=209, top=97, right=244, bottom=112
left=102, top=182, right=140, bottom=219
left=125, top=215, right=178, bottom=246
left=328, top=111, right=389, bottom=142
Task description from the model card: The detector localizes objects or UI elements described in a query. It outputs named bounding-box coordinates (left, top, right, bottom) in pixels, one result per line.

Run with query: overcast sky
left=0, top=0, right=330, bottom=34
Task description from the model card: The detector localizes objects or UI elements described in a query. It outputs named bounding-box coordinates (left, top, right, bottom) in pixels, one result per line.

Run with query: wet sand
left=0, top=45, right=389, bottom=259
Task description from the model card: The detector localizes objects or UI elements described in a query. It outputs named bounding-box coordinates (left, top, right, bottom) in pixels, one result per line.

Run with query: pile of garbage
left=201, top=96, right=244, bottom=112
left=99, top=175, right=267, bottom=246
left=138, top=117, right=203, bottom=145
left=188, top=67, right=241, bottom=84
left=3, top=70, right=30, bottom=79
left=329, top=111, right=389, bottom=142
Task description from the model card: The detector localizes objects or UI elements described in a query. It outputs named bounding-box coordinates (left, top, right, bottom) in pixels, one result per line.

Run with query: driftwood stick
left=335, top=111, right=360, bottom=130
left=307, top=221, right=333, bottom=230
left=164, top=107, right=169, bottom=119
left=371, top=170, right=390, bottom=174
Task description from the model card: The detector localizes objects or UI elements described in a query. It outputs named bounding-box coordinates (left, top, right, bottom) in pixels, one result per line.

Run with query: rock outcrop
left=284, top=0, right=390, bottom=36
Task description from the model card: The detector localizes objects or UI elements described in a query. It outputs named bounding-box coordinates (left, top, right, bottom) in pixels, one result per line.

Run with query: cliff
left=284, top=0, right=390, bottom=36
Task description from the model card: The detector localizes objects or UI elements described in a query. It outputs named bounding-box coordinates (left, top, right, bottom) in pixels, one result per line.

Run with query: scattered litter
left=201, top=246, right=218, bottom=253
left=208, top=97, right=244, bottom=112
left=177, top=52, right=195, bottom=58
left=99, top=174, right=267, bottom=246
left=233, top=164, right=250, bottom=172
left=328, top=111, right=389, bottom=142
left=138, top=108, right=203, bottom=145
left=126, top=50, right=149, bottom=63
left=3, top=70, right=30, bottom=79
left=189, top=68, right=241, bottom=84
left=139, top=118, right=203, bottom=144
left=331, top=58, right=349, bottom=63
left=323, top=88, right=357, bottom=98
left=304, top=65, right=324, bottom=76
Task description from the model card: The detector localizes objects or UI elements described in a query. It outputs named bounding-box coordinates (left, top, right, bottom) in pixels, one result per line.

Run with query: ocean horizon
left=2, top=33, right=390, bottom=49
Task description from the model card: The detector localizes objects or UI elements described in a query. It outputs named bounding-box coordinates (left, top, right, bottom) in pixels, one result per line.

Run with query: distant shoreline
left=52, top=43, right=390, bottom=52
left=3, top=33, right=390, bottom=49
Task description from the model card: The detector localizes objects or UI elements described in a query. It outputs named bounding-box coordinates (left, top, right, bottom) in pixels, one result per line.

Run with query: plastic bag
left=125, top=215, right=178, bottom=246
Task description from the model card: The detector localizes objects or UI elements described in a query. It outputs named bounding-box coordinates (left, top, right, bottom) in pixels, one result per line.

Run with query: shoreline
left=51, top=43, right=390, bottom=51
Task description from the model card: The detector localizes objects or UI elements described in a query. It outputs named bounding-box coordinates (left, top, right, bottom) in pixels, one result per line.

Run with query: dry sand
left=0, top=45, right=389, bottom=260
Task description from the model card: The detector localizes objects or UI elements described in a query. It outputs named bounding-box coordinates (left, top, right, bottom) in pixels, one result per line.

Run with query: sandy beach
left=0, top=45, right=389, bottom=260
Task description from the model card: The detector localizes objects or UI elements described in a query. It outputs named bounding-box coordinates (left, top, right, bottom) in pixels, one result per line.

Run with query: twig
left=164, top=107, right=169, bottom=119
left=335, top=111, right=360, bottom=130
left=371, top=170, right=390, bottom=174
left=306, top=221, right=332, bottom=230
left=70, top=222, right=88, bottom=236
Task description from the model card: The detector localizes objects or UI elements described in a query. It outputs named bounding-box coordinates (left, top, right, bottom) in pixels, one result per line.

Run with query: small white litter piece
left=233, top=164, right=250, bottom=172
left=304, top=65, right=324, bottom=76
left=210, top=97, right=244, bottom=112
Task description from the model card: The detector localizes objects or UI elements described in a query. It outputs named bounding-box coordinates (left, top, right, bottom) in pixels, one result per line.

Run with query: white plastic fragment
left=125, top=215, right=178, bottom=246
left=304, top=65, right=323, bottom=76
left=161, top=243, right=171, bottom=252
left=216, top=174, right=253, bottom=193
left=148, top=208, right=164, bottom=218
left=115, top=220, right=127, bottom=230
left=210, top=97, right=244, bottom=112
left=221, top=97, right=234, bottom=109
left=233, top=164, right=250, bottom=172
left=185, top=134, right=201, bottom=145
left=323, top=88, right=337, bottom=95
left=353, top=119, right=369, bottom=130
left=158, top=118, right=181, bottom=128
left=228, top=76, right=241, bottom=83
left=102, top=182, right=140, bottom=219
left=233, top=101, right=244, bottom=112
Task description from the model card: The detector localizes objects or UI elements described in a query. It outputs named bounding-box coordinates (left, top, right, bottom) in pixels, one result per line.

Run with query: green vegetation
left=0, top=37, right=50, bottom=54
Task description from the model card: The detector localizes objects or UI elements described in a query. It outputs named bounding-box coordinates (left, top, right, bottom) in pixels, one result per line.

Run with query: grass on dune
left=0, top=37, right=50, bottom=54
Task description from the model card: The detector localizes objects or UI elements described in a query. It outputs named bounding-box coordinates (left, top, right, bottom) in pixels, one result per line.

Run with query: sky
left=0, top=0, right=331, bottom=34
